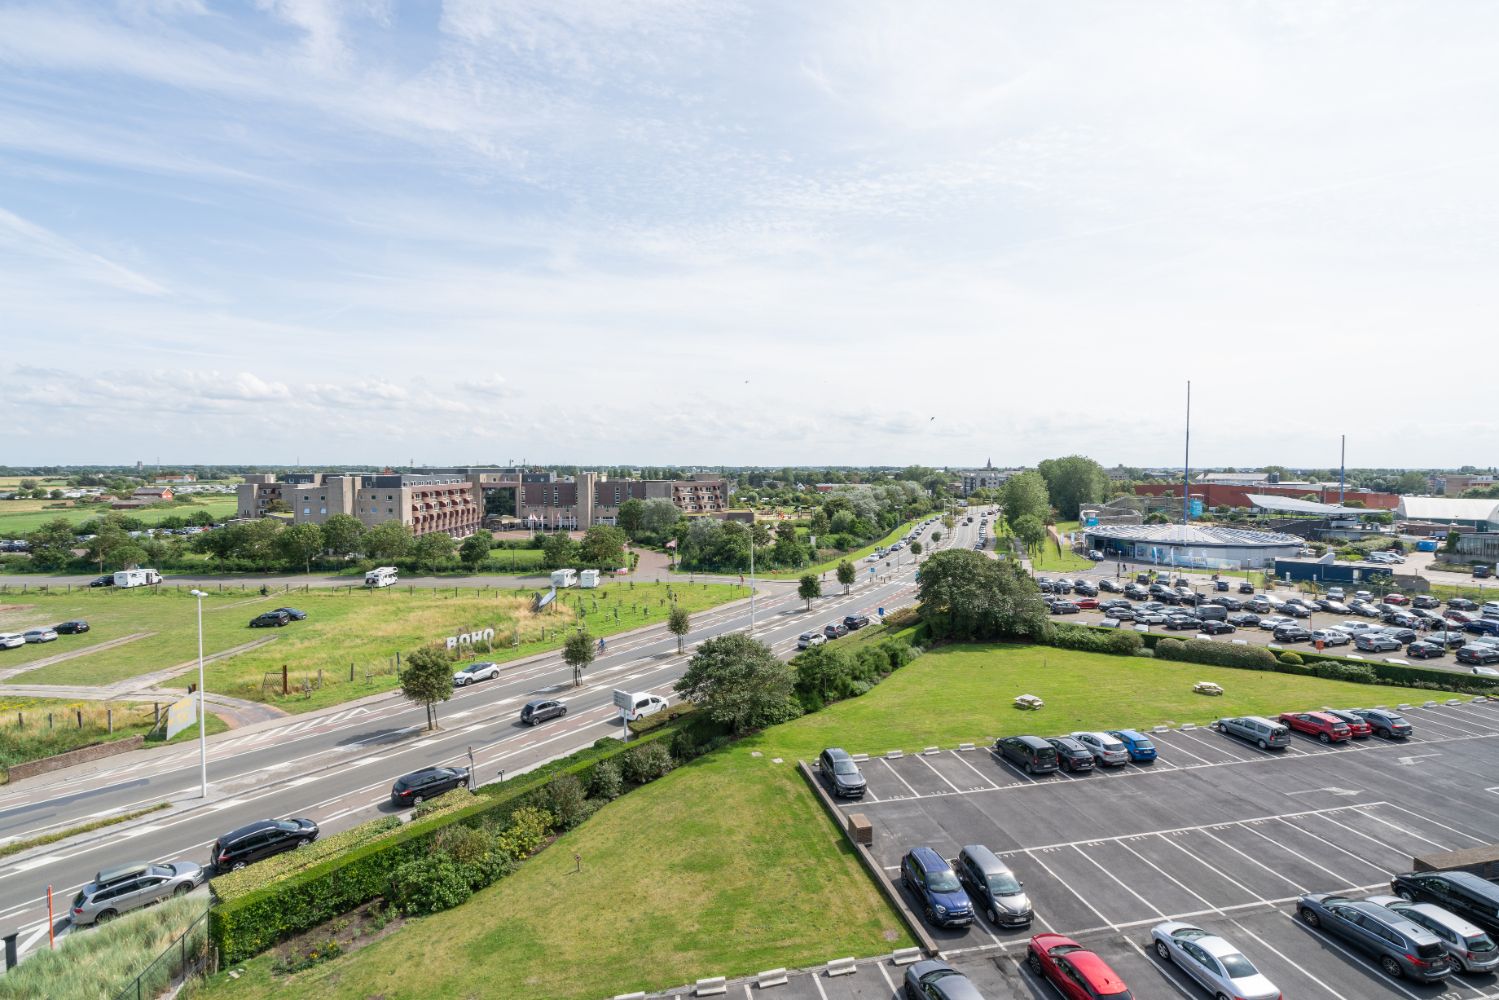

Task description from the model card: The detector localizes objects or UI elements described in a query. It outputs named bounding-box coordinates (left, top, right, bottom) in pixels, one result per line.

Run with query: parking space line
left=1402, top=710, right=1484, bottom=737
left=1306, top=810, right=1424, bottom=862
left=1158, top=834, right=1272, bottom=903
left=1273, top=817, right=1392, bottom=877
left=878, top=757, right=923, bottom=798
left=945, top=750, right=1000, bottom=789
left=874, top=958, right=897, bottom=991
left=1174, top=727, right=1253, bottom=761
left=1153, top=736, right=1211, bottom=765
left=1239, top=823, right=1361, bottom=888
left=1025, top=850, right=1120, bottom=931
left=1115, top=838, right=1219, bottom=912
left=913, top=753, right=965, bottom=794
left=1199, top=827, right=1308, bottom=893
left=809, top=964, right=830, bottom=1000
left=986, top=749, right=1037, bottom=784
left=1229, top=918, right=1352, bottom=1000
left=1350, top=806, right=1449, bottom=850
left=1379, top=800, right=1489, bottom=844
left=1068, top=844, right=1166, bottom=918
left=999, top=802, right=1375, bottom=855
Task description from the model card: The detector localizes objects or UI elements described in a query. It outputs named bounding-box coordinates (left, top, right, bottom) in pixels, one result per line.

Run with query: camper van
left=364, top=566, right=399, bottom=588
left=113, top=568, right=162, bottom=589
left=550, top=568, right=578, bottom=589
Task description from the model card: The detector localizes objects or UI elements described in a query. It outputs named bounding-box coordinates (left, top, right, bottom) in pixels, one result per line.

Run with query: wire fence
left=113, top=903, right=214, bottom=1000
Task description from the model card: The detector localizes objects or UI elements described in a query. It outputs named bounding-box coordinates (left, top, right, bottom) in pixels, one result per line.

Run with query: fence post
left=282, top=664, right=288, bottom=696
left=107, top=709, right=113, bottom=733
left=349, top=661, right=355, bottom=682
left=48, top=713, right=53, bottom=729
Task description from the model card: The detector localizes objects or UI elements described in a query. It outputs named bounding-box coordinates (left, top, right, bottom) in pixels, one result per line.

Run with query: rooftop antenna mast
left=1339, top=435, right=1346, bottom=504
left=1182, top=380, right=1191, bottom=525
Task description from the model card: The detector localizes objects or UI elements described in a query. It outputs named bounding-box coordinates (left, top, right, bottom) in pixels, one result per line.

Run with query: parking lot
left=796, top=698, right=1499, bottom=1000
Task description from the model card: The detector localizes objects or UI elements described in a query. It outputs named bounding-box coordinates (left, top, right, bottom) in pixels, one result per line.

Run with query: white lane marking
left=1273, top=817, right=1391, bottom=877
left=877, top=757, right=922, bottom=798
left=1379, top=800, right=1490, bottom=844
left=913, top=753, right=963, bottom=794
left=1237, top=823, right=1360, bottom=889
left=1230, top=918, right=1352, bottom=1000
left=1156, top=833, right=1269, bottom=903
left=1025, top=850, right=1120, bottom=931
left=1351, top=805, right=1450, bottom=850
left=1198, top=827, right=1308, bottom=893
left=946, top=750, right=1000, bottom=790
left=1068, top=843, right=1165, bottom=918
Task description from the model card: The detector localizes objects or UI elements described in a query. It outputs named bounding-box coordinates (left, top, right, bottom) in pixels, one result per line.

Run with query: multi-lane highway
left=0, top=515, right=975, bottom=957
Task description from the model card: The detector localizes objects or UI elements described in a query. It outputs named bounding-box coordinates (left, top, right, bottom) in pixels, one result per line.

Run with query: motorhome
left=550, top=568, right=578, bottom=589
left=113, top=568, right=162, bottom=588
left=364, top=566, right=399, bottom=588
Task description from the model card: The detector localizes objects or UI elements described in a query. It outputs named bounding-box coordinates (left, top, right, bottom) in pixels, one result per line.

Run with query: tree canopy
left=674, top=633, right=801, bottom=734
left=1036, top=456, right=1108, bottom=519
left=916, top=549, right=1050, bottom=642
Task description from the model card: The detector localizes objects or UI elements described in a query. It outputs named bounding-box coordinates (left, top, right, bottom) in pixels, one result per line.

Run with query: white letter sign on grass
left=445, top=628, right=496, bottom=651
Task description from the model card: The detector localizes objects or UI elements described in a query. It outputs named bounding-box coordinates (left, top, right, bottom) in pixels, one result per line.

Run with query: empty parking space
left=822, top=701, right=1499, bottom=1000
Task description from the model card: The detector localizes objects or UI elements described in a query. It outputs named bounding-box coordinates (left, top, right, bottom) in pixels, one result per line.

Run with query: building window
left=320, top=507, right=327, bottom=515
left=303, top=507, right=310, bottom=515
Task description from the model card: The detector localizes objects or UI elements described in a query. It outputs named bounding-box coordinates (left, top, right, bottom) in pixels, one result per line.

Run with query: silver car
left=1070, top=731, right=1129, bottom=766
left=22, top=627, right=58, bottom=643
left=1366, top=895, right=1499, bottom=973
left=1151, top=922, right=1279, bottom=1000
left=70, top=861, right=204, bottom=925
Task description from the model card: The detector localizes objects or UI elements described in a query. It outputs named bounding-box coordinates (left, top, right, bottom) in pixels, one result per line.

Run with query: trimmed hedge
left=209, top=724, right=682, bottom=964
left=1150, top=637, right=1278, bottom=671
left=1050, top=623, right=1143, bottom=656
left=213, top=815, right=402, bottom=903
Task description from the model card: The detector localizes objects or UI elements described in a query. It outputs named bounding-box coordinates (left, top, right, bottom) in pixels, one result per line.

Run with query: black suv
left=390, top=766, right=470, bottom=806
left=249, top=610, right=292, bottom=628
left=817, top=747, right=866, bottom=798
left=1046, top=736, right=1094, bottom=773
left=1273, top=625, right=1312, bottom=643
left=1392, top=871, right=1499, bottom=935
left=212, top=818, right=319, bottom=872
left=55, top=620, right=90, bottom=634
left=520, top=699, right=566, bottom=725
left=1071, top=581, right=1098, bottom=597
left=842, top=614, right=871, bottom=630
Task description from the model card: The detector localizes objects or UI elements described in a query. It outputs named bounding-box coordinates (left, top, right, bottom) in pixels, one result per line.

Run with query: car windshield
left=1102, top=741, right=1124, bottom=752
left=987, top=873, right=1021, bottom=894
left=927, top=869, right=960, bottom=892
left=1387, top=715, right=1408, bottom=726
left=833, top=760, right=858, bottom=775
left=1219, top=953, right=1257, bottom=977
left=1134, top=741, right=1155, bottom=751
left=1099, top=992, right=1132, bottom=1000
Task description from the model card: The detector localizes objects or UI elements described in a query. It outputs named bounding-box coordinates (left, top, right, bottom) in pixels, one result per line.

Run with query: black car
left=1199, top=620, right=1236, bottom=636
left=519, top=699, right=566, bottom=725
left=1447, top=598, right=1478, bottom=612
left=1046, top=736, right=1094, bottom=773
left=1273, top=625, right=1312, bottom=643
left=1229, top=612, right=1261, bottom=628
left=1209, top=596, right=1242, bottom=611
left=1392, top=871, right=1499, bottom=936
left=1164, top=614, right=1200, bottom=631
left=1048, top=601, right=1079, bottom=615
left=390, top=766, right=470, bottom=807
left=1238, top=581, right=1255, bottom=594
left=88, top=575, right=114, bottom=588
left=1351, top=708, right=1411, bottom=738
left=1124, top=584, right=1149, bottom=600
left=212, top=818, right=319, bottom=872
left=817, top=747, right=866, bottom=798
left=1383, top=627, right=1418, bottom=644
left=271, top=607, right=307, bottom=621
left=1428, top=631, right=1469, bottom=650
left=1406, top=641, right=1444, bottom=659
left=842, top=614, right=871, bottom=631
left=54, top=620, right=90, bottom=634
left=249, top=611, right=291, bottom=628
left=1214, top=579, right=1229, bottom=592
left=1465, top=618, right=1499, bottom=637
left=1457, top=644, right=1499, bottom=666
left=1281, top=602, right=1311, bottom=618
left=1072, top=581, right=1098, bottom=597
left=1098, top=579, right=1122, bottom=593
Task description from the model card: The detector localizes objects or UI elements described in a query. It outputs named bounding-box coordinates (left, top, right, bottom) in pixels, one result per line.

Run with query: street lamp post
left=189, top=589, right=208, bottom=799
left=748, top=534, right=756, bottom=636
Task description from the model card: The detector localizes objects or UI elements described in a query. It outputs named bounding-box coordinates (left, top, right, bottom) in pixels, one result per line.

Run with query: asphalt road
left=0, top=516, right=971, bottom=959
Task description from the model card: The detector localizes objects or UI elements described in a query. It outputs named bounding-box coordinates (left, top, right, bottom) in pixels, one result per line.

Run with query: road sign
left=878, top=607, right=885, bottom=617
left=165, top=693, right=197, bottom=740
left=869, top=566, right=875, bottom=574
left=611, top=689, right=632, bottom=711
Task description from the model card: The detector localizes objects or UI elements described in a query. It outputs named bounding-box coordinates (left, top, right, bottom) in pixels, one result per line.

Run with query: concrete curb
left=891, top=947, right=922, bottom=966
left=825, top=957, right=856, bottom=977
left=694, top=975, right=726, bottom=996
left=756, top=968, right=789, bottom=988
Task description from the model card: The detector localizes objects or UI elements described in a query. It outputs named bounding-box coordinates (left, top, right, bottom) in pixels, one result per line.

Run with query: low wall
left=4, top=735, right=145, bottom=783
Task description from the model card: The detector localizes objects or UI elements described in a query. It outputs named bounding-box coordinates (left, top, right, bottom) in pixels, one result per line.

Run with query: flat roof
left=1082, top=523, right=1303, bottom=547
left=1244, top=493, right=1363, bottom=516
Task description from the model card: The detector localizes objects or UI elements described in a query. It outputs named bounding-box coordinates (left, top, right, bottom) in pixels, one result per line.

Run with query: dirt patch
left=0, top=605, right=36, bottom=613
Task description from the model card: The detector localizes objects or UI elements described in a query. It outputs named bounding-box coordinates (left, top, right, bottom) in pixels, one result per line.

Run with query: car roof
left=1066, top=950, right=1127, bottom=990
left=94, top=862, right=150, bottom=886
left=220, top=818, right=282, bottom=841
left=909, top=846, right=949, bottom=871
left=958, top=844, right=1009, bottom=872
left=522, top=698, right=553, bottom=709
left=1109, top=729, right=1147, bottom=740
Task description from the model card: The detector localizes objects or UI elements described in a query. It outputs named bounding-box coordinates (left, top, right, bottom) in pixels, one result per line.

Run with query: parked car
left=1429, top=631, right=1469, bottom=649
left=1322, top=709, right=1373, bottom=737
left=1350, top=708, right=1412, bottom=738
left=1070, top=731, right=1129, bottom=766
left=901, top=846, right=974, bottom=928
left=1149, top=922, right=1279, bottom=1000
left=822, top=622, right=849, bottom=640
left=0, top=633, right=24, bottom=650
left=1383, top=592, right=1410, bottom=605
left=1049, top=600, right=1080, bottom=615
left=1464, top=618, right=1499, bottom=637
left=1349, top=600, right=1382, bottom=617
left=1411, top=595, right=1441, bottom=609
left=843, top=614, right=871, bottom=630
left=1257, top=616, right=1293, bottom=631
left=1326, top=586, right=1346, bottom=600
left=996, top=735, right=1060, bottom=774
left=1164, top=613, right=1200, bottom=631
left=452, top=661, right=501, bottom=686
left=901, top=960, right=984, bottom=1000
left=1297, top=893, right=1453, bottom=981
left=1229, top=612, right=1261, bottom=628
left=212, top=818, right=319, bottom=872
left=88, top=575, right=114, bottom=588
left=519, top=699, right=566, bottom=725
left=1281, top=602, right=1310, bottom=619
left=249, top=610, right=292, bottom=628
left=1308, top=628, right=1349, bottom=646
left=1046, top=736, right=1095, bottom=773
left=70, top=861, right=205, bottom=926
left=817, top=747, right=866, bottom=799
left=1027, top=934, right=1132, bottom=999
left=796, top=632, right=826, bottom=650
left=1216, top=716, right=1290, bottom=750
left=1407, top=640, right=1445, bottom=659
left=1365, top=895, right=1499, bottom=974
left=1272, top=625, right=1312, bottom=643
left=390, top=766, right=470, bottom=806
left=54, top=620, right=90, bottom=634
left=22, top=627, right=58, bottom=643
left=270, top=607, right=307, bottom=621
left=1072, top=581, right=1099, bottom=597
left=1447, top=598, right=1478, bottom=612
left=1355, top=633, right=1402, bottom=652
left=1238, top=581, right=1255, bottom=594
left=1098, top=578, right=1122, bottom=593
left=1198, top=620, right=1236, bottom=635
left=1209, top=596, right=1242, bottom=610
left=955, top=844, right=1032, bottom=927
left=1392, top=870, right=1499, bottom=936
left=1279, top=711, right=1352, bottom=743
left=1456, top=644, right=1499, bottom=666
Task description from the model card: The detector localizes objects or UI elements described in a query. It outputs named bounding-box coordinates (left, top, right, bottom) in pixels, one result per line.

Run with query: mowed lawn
left=1025, top=520, right=1095, bottom=573
left=3, top=583, right=746, bottom=713
left=747, top=643, right=1461, bottom=760
left=194, top=750, right=910, bottom=1000
left=0, top=494, right=238, bottom=537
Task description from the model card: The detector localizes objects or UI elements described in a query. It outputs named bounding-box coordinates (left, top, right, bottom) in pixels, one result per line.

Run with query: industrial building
left=1396, top=496, right=1499, bottom=531
left=1080, top=523, right=1304, bottom=570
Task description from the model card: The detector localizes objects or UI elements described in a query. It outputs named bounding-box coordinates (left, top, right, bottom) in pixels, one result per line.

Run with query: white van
left=620, top=693, right=668, bottom=722
left=550, top=568, right=578, bottom=589
left=113, top=568, right=162, bottom=588
left=364, top=566, right=399, bottom=588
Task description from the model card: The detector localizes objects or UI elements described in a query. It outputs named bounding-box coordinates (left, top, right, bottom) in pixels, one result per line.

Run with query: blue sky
left=2, top=1, right=1496, bottom=468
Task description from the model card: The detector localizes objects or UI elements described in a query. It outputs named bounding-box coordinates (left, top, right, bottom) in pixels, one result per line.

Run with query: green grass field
left=1027, top=520, right=1094, bottom=573
left=2, top=583, right=746, bottom=714
left=0, top=494, right=238, bottom=537
left=0, top=697, right=229, bottom=778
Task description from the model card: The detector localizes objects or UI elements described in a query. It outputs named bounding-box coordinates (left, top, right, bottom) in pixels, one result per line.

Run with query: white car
left=1087, top=550, right=1104, bottom=560
left=452, top=661, right=501, bottom=686
left=1150, top=922, right=1280, bottom=1000
left=1337, top=621, right=1376, bottom=635
left=22, top=628, right=58, bottom=644
left=796, top=632, right=826, bottom=650
left=0, top=633, right=25, bottom=650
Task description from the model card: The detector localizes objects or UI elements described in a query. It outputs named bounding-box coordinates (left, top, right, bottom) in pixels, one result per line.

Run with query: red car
left=1027, top=934, right=1133, bottom=999
left=1073, top=597, right=1099, bottom=609
left=1279, top=711, right=1352, bottom=743
left=1382, top=593, right=1409, bottom=605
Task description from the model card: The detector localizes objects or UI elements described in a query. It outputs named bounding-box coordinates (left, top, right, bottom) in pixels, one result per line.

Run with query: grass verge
left=0, top=698, right=228, bottom=779
left=1030, top=520, right=1094, bottom=573
left=0, top=802, right=170, bottom=860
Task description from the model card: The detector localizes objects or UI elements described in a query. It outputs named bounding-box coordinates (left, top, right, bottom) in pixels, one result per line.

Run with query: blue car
left=1464, top=618, right=1499, bottom=637
left=900, top=846, right=974, bottom=928
left=1107, top=729, right=1158, bottom=762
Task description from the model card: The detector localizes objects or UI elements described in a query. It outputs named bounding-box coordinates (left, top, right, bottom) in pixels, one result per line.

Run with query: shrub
left=1278, top=651, right=1303, bottom=666
left=494, top=806, right=552, bottom=861
left=389, top=854, right=471, bottom=915
left=1275, top=659, right=1311, bottom=675
left=1310, top=660, right=1379, bottom=683
left=212, top=815, right=403, bottom=903
left=1132, top=647, right=1155, bottom=658
left=433, top=824, right=492, bottom=866
left=1153, top=637, right=1277, bottom=671
left=544, top=773, right=589, bottom=830
left=621, top=741, right=675, bottom=784
left=412, top=788, right=473, bottom=821
left=881, top=605, right=920, bottom=630
left=589, top=760, right=622, bottom=801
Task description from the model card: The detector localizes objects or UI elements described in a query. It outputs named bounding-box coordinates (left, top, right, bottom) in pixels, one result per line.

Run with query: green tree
left=674, top=633, right=801, bottom=735
left=459, top=531, right=492, bottom=571
left=18, top=479, right=37, bottom=492
left=916, top=549, right=1049, bottom=642
left=667, top=605, right=691, bottom=653
left=1002, top=471, right=1052, bottom=529
left=1394, top=471, right=1428, bottom=495
left=562, top=628, right=596, bottom=687
left=275, top=522, right=323, bottom=574
left=263, top=498, right=291, bottom=514
left=48, top=488, right=63, bottom=500
left=749, top=520, right=771, bottom=549
left=1012, top=514, right=1046, bottom=556
left=578, top=525, right=627, bottom=568
left=835, top=559, right=856, bottom=595
left=638, top=498, right=681, bottom=537
left=413, top=531, right=456, bottom=570
left=773, top=520, right=805, bottom=567
left=809, top=509, right=830, bottom=540
left=85, top=519, right=132, bottom=574
left=797, top=573, right=821, bottom=611
left=363, top=521, right=414, bottom=561
left=540, top=532, right=577, bottom=570
left=400, top=646, right=455, bottom=730
left=616, top=498, right=646, bottom=538
left=27, top=518, right=79, bottom=571
left=321, top=513, right=364, bottom=557
left=931, top=530, right=942, bottom=545
left=909, top=541, right=923, bottom=557
left=1036, top=456, right=1108, bottom=519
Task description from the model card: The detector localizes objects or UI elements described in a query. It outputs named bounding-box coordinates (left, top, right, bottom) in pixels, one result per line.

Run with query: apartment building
left=236, top=473, right=481, bottom=538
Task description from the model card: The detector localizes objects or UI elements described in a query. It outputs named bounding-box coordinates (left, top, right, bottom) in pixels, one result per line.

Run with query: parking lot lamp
left=189, top=589, right=209, bottom=799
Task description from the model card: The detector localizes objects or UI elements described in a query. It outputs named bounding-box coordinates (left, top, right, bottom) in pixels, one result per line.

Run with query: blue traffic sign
left=878, top=607, right=885, bottom=617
